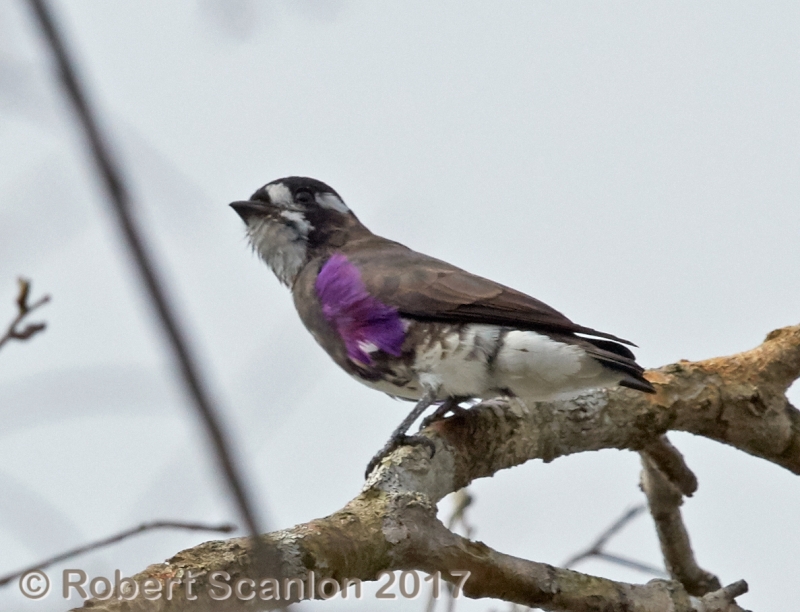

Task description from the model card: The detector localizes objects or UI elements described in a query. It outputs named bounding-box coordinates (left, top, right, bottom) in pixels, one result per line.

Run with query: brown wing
left=339, top=236, right=635, bottom=346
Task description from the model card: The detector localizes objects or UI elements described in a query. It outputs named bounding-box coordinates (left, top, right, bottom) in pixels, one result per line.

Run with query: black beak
left=229, top=200, right=271, bottom=222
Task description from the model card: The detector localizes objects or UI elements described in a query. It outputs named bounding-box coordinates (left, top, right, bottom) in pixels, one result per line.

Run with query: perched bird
left=231, top=177, right=654, bottom=476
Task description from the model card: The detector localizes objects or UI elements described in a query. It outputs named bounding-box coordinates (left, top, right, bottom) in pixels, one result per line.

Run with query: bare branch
left=69, top=493, right=741, bottom=612
left=70, top=325, right=791, bottom=611
left=640, top=454, right=721, bottom=596
left=0, top=521, right=235, bottom=587
left=696, top=581, right=749, bottom=612
left=640, top=435, right=698, bottom=497
left=0, top=278, right=50, bottom=351
left=25, top=0, right=268, bottom=555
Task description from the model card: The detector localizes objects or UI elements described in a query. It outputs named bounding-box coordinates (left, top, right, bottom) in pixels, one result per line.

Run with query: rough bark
left=74, top=324, right=800, bottom=612
left=640, top=453, right=721, bottom=596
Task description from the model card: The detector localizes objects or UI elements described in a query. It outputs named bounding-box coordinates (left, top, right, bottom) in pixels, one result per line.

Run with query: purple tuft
left=315, top=254, right=405, bottom=365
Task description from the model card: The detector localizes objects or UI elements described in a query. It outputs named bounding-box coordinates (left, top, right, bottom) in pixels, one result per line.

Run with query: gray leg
left=419, top=396, right=470, bottom=430
left=365, top=389, right=438, bottom=478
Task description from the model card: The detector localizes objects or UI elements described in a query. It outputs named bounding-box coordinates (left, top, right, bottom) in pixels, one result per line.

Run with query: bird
left=230, top=176, right=654, bottom=477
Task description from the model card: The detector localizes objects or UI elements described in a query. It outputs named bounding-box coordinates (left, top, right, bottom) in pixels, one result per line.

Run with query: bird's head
left=230, top=176, right=362, bottom=286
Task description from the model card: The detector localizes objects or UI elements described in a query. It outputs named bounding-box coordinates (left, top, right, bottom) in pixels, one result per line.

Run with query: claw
left=365, top=390, right=439, bottom=478
left=403, top=434, right=437, bottom=458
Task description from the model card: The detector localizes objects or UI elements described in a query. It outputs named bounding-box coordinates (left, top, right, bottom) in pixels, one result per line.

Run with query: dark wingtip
left=619, top=378, right=657, bottom=394
left=585, top=338, right=637, bottom=360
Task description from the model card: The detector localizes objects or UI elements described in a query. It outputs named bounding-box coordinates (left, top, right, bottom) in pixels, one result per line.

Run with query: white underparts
left=412, top=324, right=501, bottom=398
left=247, top=216, right=307, bottom=286
left=357, top=322, right=622, bottom=402
left=493, top=330, right=615, bottom=399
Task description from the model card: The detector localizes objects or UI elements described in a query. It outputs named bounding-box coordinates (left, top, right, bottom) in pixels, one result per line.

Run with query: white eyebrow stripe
left=315, top=192, right=349, bottom=213
left=265, top=183, right=293, bottom=207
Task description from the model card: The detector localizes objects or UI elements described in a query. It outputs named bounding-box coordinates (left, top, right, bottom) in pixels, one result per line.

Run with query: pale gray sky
left=1, top=2, right=798, bottom=610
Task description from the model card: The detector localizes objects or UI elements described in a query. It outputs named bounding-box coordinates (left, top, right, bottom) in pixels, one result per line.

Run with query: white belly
left=492, top=330, right=620, bottom=399
left=352, top=322, right=621, bottom=402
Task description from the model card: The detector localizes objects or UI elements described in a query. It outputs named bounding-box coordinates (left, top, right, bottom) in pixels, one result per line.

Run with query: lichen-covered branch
left=74, top=325, right=800, bottom=611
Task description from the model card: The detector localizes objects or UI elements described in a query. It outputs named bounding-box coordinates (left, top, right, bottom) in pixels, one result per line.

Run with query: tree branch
left=0, top=278, right=49, bottom=351
left=640, top=454, right=721, bottom=596
left=68, top=492, right=748, bottom=612
left=69, top=324, right=798, bottom=611
left=640, top=435, right=698, bottom=497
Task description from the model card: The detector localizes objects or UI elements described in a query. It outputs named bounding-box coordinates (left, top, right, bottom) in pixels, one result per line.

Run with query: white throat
left=247, top=217, right=308, bottom=286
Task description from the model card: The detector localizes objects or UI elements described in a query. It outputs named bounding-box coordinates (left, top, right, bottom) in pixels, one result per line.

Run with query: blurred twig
left=562, top=504, right=667, bottom=577
left=446, top=488, right=474, bottom=536
left=0, top=278, right=50, bottom=351
left=426, top=489, right=475, bottom=612
left=0, top=520, right=236, bottom=587
left=25, top=0, right=267, bottom=555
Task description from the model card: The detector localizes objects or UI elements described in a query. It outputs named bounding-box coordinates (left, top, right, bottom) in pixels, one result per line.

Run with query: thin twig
left=0, top=520, right=235, bottom=587
left=0, top=278, right=50, bottom=351
left=25, top=0, right=267, bottom=557
left=562, top=503, right=667, bottom=577
left=590, top=552, right=668, bottom=577
left=426, top=489, right=476, bottom=612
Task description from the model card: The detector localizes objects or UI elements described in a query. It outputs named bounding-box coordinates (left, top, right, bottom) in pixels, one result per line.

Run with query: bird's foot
left=365, top=434, right=436, bottom=478
left=419, top=396, right=470, bottom=429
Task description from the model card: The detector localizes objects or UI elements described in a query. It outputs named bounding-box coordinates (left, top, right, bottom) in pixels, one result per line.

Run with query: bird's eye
left=295, top=191, right=313, bottom=205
